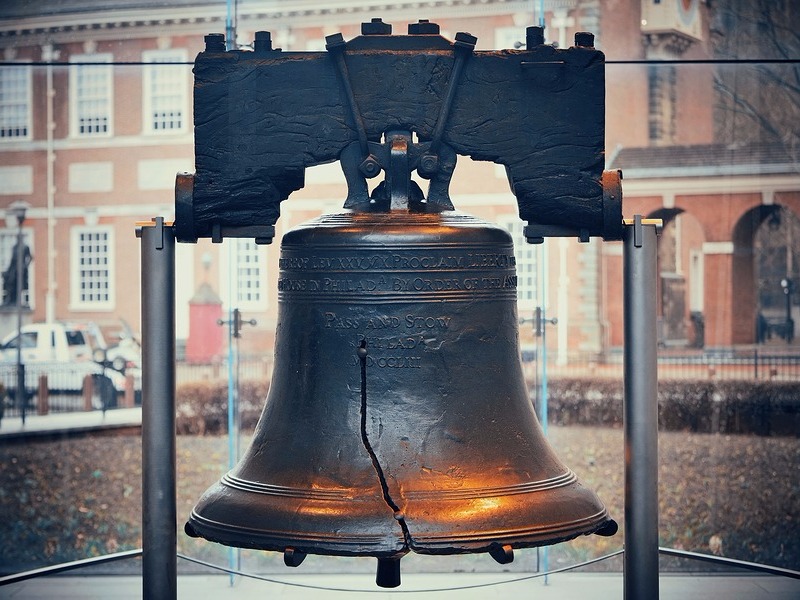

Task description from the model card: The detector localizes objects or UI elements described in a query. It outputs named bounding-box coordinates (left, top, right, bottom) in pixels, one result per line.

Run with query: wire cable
left=175, top=550, right=625, bottom=593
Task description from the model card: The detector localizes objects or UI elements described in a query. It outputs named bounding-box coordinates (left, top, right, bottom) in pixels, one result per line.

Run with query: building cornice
left=0, top=0, right=577, bottom=47
left=620, top=174, right=800, bottom=197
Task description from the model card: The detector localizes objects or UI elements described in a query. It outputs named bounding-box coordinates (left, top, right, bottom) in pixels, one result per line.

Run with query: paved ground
left=3, top=572, right=800, bottom=599
left=0, top=407, right=141, bottom=440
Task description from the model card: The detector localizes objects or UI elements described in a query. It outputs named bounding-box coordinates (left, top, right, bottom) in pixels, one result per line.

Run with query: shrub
left=539, top=378, right=800, bottom=436
left=176, top=377, right=799, bottom=437
left=176, top=380, right=268, bottom=435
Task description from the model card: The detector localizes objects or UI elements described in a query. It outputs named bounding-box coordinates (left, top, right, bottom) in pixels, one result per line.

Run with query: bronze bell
left=185, top=208, right=617, bottom=587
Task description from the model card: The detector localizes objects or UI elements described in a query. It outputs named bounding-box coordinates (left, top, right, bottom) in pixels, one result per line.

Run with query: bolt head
left=419, top=154, right=439, bottom=176
left=359, top=155, right=382, bottom=178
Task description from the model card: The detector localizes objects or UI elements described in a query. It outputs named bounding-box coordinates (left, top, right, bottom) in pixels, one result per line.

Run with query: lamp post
left=781, top=278, right=794, bottom=344
left=7, top=201, right=29, bottom=424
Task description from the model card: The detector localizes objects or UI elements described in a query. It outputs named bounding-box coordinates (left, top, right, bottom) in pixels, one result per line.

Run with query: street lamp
left=781, top=278, right=794, bottom=344
left=7, top=200, right=29, bottom=423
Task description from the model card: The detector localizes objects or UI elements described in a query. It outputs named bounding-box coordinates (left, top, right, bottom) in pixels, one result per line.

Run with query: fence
left=3, top=349, right=799, bottom=421
left=0, top=363, right=137, bottom=420
left=176, top=355, right=274, bottom=385
left=527, top=347, right=800, bottom=381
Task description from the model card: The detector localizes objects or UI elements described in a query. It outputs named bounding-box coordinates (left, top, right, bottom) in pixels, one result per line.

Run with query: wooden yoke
left=175, top=20, right=622, bottom=245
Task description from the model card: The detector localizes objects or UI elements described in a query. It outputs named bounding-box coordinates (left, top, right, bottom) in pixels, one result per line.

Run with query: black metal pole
left=623, top=216, right=660, bottom=600
left=139, top=218, right=177, bottom=600
left=15, top=218, right=26, bottom=425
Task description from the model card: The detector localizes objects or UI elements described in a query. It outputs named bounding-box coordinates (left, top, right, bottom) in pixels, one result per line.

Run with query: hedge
left=175, top=378, right=800, bottom=437
left=176, top=381, right=268, bottom=435
left=540, top=379, right=800, bottom=436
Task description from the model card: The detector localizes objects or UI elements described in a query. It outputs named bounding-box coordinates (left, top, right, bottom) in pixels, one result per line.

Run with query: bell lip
left=405, top=510, right=616, bottom=555
left=184, top=508, right=616, bottom=559
left=184, top=510, right=408, bottom=558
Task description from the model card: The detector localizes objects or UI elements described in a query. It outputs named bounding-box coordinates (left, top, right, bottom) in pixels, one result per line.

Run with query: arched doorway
left=650, top=208, right=706, bottom=348
left=752, top=206, right=800, bottom=344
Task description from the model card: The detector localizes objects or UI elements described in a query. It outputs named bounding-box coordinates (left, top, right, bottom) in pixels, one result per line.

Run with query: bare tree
left=709, top=0, right=800, bottom=164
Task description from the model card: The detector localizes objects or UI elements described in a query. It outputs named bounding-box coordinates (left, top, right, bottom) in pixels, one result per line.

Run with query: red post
left=123, top=374, right=135, bottom=408
left=37, top=375, right=48, bottom=416
left=82, top=374, right=94, bottom=411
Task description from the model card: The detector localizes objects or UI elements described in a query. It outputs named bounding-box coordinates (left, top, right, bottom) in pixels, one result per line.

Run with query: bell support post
left=138, top=218, right=177, bottom=600
left=623, top=216, right=662, bottom=599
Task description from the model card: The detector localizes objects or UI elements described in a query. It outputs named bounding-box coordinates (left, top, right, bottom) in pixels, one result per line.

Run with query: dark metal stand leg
left=140, top=218, right=177, bottom=600
left=623, top=216, right=659, bottom=600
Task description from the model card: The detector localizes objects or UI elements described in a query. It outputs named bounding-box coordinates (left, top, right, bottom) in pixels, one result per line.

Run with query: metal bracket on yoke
left=332, top=29, right=475, bottom=214
left=624, top=216, right=663, bottom=248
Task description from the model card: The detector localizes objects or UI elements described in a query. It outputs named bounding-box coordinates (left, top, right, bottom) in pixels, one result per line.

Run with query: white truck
left=0, top=322, right=130, bottom=407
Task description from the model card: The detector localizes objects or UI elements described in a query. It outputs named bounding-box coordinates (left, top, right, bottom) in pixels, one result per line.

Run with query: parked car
left=102, top=318, right=142, bottom=373
left=0, top=322, right=129, bottom=409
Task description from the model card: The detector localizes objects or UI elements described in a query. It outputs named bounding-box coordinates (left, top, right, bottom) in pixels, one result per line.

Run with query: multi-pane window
left=234, top=239, right=266, bottom=309
left=143, top=49, right=187, bottom=133
left=0, top=229, right=33, bottom=307
left=0, top=65, right=32, bottom=140
left=503, top=219, right=539, bottom=310
left=70, top=54, right=113, bottom=137
left=71, top=226, right=114, bottom=309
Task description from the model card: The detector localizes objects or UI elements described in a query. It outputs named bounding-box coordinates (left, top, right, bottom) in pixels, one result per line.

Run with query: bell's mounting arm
left=175, top=22, right=622, bottom=244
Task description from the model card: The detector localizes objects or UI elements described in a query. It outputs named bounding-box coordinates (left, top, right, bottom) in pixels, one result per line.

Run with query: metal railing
left=536, top=347, right=800, bottom=381
left=175, top=355, right=273, bottom=385
left=0, top=363, right=135, bottom=420
left=3, top=347, right=798, bottom=421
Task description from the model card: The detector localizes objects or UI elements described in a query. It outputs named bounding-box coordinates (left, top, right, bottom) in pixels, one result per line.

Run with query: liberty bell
left=182, top=23, right=621, bottom=588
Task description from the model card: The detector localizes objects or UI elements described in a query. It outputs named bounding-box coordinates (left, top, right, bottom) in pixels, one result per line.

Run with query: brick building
left=0, top=0, right=797, bottom=359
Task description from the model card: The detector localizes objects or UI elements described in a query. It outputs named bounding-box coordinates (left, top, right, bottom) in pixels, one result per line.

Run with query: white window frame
left=221, top=239, right=268, bottom=313
left=69, top=53, right=113, bottom=138
left=70, top=225, right=115, bottom=311
left=0, top=63, right=32, bottom=141
left=494, top=27, right=526, bottom=50
left=0, top=227, right=34, bottom=307
left=502, top=218, right=539, bottom=311
left=142, top=48, right=188, bottom=135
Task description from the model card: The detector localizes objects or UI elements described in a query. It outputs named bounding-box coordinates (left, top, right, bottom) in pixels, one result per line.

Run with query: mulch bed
left=1, top=426, right=797, bottom=575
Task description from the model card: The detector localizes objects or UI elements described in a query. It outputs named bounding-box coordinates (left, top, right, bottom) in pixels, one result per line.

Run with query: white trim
left=69, top=224, right=115, bottom=311
left=702, top=241, right=734, bottom=255
left=620, top=174, right=800, bottom=197
left=494, top=26, right=525, bottom=50
left=621, top=164, right=797, bottom=179
left=23, top=203, right=175, bottom=221
left=0, top=165, right=33, bottom=195
left=137, top=158, right=192, bottom=190
left=68, top=161, right=114, bottom=193
left=0, top=62, right=33, bottom=142
left=219, top=239, right=269, bottom=314
left=0, top=133, right=193, bottom=152
left=498, top=215, right=538, bottom=311
left=142, top=48, right=189, bottom=136
left=689, top=248, right=704, bottom=313
left=69, top=53, right=114, bottom=139
left=662, top=193, right=675, bottom=209
left=450, top=192, right=519, bottom=206
left=602, top=242, right=624, bottom=256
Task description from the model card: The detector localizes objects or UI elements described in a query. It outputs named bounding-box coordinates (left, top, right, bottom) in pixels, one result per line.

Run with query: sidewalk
left=3, top=572, right=800, bottom=599
left=0, top=407, right=141, bottom=441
